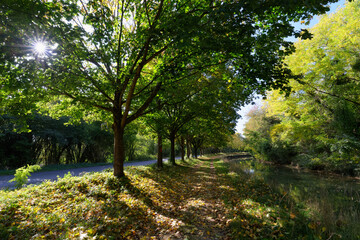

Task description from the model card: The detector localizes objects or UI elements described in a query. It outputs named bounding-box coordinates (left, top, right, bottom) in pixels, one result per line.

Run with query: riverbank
left=255, top=158, right=360, bottom=181
left=228, top=154, right=360, bottom=240
left=0, top=156, right=338, bottom=239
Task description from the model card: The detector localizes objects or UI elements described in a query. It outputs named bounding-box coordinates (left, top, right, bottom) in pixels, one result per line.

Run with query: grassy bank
left=0, top=156, right=332, bottom=239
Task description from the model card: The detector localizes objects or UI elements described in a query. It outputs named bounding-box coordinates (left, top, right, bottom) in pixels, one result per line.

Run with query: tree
left=148, top=64, right=248, bottom=164
left=149, top=102, right=195, bottom=165
left=183, top=82, right=240, bottom=158
left=243, top=106, right=294, bottom=163
left=1, top=0, right=341, bottom=177
left=225, top=133, right=246, bottom=152
left=143, top=73, right=201, bottom=166
left=254, top=0, right=360, bottom=171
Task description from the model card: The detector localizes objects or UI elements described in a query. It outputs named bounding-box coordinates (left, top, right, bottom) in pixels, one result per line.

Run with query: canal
left=228, top=155, right=360, bottom=239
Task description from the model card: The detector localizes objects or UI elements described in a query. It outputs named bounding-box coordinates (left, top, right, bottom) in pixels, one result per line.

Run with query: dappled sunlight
left=194, top=170, right=208, bottom=175
left=198, top=175, right=217, bottom=181
left=183, top=198, right=207, bottom=208
left=219, top=184, right=236, bottom=191
left=240, top=199, right=275, bottom=220
left=151, top=210, right=185, bottom=234
left=2, top=156, right=343, bottom=239
left=228, top=171, right=239, bottom=177
left=231, top=198, right=290, bottom=238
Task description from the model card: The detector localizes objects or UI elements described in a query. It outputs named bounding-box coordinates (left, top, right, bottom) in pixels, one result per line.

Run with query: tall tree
left=250, top=0, right=360, bottom=170
left=0, top=0, right=341, bottom=177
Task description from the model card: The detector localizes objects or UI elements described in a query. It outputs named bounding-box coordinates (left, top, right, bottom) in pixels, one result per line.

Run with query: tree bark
left=193, top=145, right=198, bottom=159
left=113, top=121, right=125, bottom=178
left=186, top=138, right=191, bottom=159
left=157, top=132, right=163, bottom=168
left=169, top=131, right=176, bottom=165
left=180, top=136, right=185, bottom=161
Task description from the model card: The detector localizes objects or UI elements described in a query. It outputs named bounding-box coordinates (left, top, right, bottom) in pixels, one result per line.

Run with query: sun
left=33, top=41, right=47, bottom=56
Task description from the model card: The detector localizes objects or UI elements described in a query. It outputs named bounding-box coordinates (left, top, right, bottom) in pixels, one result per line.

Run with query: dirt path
left=172, top=157, right=231, bottom=239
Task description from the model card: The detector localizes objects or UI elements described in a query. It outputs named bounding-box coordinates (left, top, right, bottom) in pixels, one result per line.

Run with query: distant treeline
left=0, top=114, right=114, bottom=169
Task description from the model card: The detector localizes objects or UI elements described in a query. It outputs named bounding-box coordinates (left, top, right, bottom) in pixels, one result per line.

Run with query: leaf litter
left=0, top=156, right=318, bottom=239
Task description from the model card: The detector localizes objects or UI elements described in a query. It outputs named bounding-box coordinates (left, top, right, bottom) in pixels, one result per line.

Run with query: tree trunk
left=180, top=136, right=185, bottom=161
left=169, top=131, right=176, bottom=165
left=157, top=133, right=163, bottom=168
left=193, top=145, right=198, bottom=159
left=186, top=138, right=191, bottom=159
left=113, top=121, right=125, bottom=177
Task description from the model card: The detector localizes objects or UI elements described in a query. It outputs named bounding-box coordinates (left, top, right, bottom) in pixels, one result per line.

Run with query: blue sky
left=235, top=0, right=346, bottom=135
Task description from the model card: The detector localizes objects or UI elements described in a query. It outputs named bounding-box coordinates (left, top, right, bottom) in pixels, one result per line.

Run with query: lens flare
left=33, top=41, right=47, bottom=56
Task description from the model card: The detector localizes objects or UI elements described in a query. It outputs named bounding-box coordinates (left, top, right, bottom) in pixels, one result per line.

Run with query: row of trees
left=1, top=0, right=342, bottom=177
left=0, top=111, right=243, bottom=169
left=243, top=0, right=360, bottom=175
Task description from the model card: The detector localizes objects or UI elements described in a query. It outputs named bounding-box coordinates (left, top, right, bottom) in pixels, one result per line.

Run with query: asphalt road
left=0, top=159, right=168, bottom=190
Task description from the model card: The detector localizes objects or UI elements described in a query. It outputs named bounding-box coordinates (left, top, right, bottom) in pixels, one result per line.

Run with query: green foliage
left=123, top=123, right=157, bottom=162
left=222, top=133, right=246, bottom=152
left=9, top=164, right=41, bottom=189
left=243, top=106, right=296, bottom=164
left=1, top=0, right=341, bottom=176
left=221, top=156, right=360, bottom=239
left=245, top=1, right=360, bottom=174
left=0, top=113, right=113, bottom=169
left=62, top=171, right=72, bottom=179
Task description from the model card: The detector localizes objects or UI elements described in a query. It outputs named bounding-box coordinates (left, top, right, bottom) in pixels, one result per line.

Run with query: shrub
left=9, top=164, right=41, bottom=189
left=308, top=157, right=326, bottom=170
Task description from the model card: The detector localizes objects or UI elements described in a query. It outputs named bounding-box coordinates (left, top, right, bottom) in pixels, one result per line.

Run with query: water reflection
left=244, top=169, right=255, bottom=174
left=231, top=157, right=360, bottom=239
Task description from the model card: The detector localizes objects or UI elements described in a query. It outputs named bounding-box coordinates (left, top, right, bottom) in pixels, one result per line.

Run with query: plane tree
left=0, top=0, right=341, bottom=177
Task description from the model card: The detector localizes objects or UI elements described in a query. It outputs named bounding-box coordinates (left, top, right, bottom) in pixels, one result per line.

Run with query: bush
left=307, top=157, right=326, bottom=170
left=9, top=164, right=42, bottom=189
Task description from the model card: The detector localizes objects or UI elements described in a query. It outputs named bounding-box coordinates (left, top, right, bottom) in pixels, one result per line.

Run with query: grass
left=213, top=158, right=313, bottom=239
left=0, top=155, right=348, bottom=239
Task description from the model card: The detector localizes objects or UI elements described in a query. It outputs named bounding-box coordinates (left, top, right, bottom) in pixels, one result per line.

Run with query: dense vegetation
left=0, top=111, right=245, bottom=170
left=0, top=113, right=113, bottom=169
left=0, top=112, right=246, bottom=170
left=243, top=0, right=360, bottom=176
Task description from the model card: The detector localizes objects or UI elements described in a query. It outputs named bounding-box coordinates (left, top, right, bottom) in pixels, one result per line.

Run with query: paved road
left=0, top=159, right=170, bottom=190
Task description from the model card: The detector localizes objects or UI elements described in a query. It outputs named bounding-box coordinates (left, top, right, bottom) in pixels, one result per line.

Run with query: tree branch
left=48, top=87, right=113, bottom=112
left=73, top=66, right=114, bottom=103
left=126, top=81, right=162, bottom=124
left=116, top=0, right=125, bottom=83
left=296, top=79, right=360, bottom=107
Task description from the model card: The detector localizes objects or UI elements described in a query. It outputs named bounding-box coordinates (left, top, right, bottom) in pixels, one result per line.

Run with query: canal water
left=229, top=156, right=360, bottom=239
